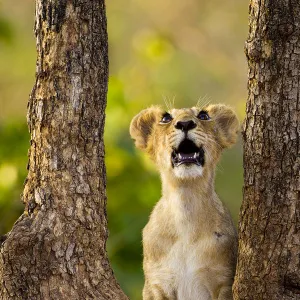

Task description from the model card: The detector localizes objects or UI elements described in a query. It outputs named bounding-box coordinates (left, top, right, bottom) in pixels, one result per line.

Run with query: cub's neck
left=160, top=169, right=223, bottom=227
left=161, top=168, right=216, bottom=203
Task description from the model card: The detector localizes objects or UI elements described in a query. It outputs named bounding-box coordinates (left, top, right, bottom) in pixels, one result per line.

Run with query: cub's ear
left=206, top=104, right=240, bottom=148
left=130, top=106, right=163, bottom=151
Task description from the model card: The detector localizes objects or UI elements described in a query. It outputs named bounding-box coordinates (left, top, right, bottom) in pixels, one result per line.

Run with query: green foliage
left=0, top=15, right=13, bottom=44
left=0, top=122, right=28, bottom=233
left=0, top=1, right=247, bottom=299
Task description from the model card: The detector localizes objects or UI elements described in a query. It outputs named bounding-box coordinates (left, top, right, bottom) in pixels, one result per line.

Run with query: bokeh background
left=0, top=0, right=248, bottom=298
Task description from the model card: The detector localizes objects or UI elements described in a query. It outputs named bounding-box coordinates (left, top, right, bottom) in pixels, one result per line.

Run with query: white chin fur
left=173, top=164, right=203, bottom=179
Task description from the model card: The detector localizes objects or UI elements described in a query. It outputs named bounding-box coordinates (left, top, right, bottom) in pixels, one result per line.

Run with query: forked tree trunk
left=0, top=1, right=127, bottom=299
left=233, top=0, right=300, bottom=299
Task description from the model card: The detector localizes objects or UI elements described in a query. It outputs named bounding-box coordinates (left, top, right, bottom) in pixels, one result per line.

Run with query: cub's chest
left=165, top=231, right=225, bottom=269
left=160, top=234, right=225, bottom=298
left=144, top=196, right=230, bottom=263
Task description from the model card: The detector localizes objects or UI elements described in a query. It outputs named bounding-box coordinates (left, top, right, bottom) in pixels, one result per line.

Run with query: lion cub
left=130, top=104, right=239, bottom=300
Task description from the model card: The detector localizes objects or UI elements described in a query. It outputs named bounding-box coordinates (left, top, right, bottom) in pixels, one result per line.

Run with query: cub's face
left=130, top=104, right=239, bottom=179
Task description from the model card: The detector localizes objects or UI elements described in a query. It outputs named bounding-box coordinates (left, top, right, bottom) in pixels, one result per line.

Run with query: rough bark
left=0, top=1, right=127, bottom=299
left=233, top=0, right=300, bottom=299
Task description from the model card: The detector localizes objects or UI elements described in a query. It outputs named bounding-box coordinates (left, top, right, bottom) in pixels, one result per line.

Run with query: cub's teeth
left=193, top=153, right=197, bottom=159
left=196, top=153, right=200, bottom=157
left=178, top=153, right=182, bottom=159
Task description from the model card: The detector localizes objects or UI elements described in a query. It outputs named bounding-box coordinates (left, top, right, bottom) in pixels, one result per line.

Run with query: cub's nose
left=175, top=120, right=196, bottom=132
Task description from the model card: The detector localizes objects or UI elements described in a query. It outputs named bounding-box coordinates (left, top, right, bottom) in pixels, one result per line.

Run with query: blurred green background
left=0, top=0, right=247, bottom=298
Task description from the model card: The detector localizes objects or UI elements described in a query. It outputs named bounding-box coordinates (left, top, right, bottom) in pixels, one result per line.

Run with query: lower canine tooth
left=193, top=153, right=197, bottom=158
left=178, top=154, right=182, bottom=159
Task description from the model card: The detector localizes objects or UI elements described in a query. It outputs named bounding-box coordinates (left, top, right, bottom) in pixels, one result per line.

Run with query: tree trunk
left=233, top=0, right=300, bottom=299
left=0, top=1, right=127, bottom=299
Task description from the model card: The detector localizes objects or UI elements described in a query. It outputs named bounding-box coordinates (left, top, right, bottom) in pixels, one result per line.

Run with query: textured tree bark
left=0, top=1, right=127, bottom=299
left=233, top=0, right=300, bottom=299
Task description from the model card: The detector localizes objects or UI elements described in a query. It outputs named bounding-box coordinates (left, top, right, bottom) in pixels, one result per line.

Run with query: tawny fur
left=130, top=104, right=239, bottom=300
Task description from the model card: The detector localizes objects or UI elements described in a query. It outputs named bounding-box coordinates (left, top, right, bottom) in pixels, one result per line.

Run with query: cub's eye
left=160, top=113, right=173, bottom=124
left=197, top=110, right=210, bottom=121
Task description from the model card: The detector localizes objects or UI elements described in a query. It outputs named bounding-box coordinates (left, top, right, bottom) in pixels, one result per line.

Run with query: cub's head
left=130, top=104, right=239, bottom=179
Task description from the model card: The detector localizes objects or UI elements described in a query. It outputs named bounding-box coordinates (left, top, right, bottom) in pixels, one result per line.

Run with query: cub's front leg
left=143, top=281, right=176, bottom=300
left=218, top=286, right=233, bottom=300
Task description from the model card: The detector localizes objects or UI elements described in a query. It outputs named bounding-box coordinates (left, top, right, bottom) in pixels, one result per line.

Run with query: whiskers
left=190, top=131, right=223, bottom=171
left=191, top=132, right=221, bottom=150
left=163, top=94, right=176, bottom=112
left=204, top=134, right=224, bottom=172
left=196, top=95, right=211, bottom=110
left=205, top=134, right=222, bottom=151
left=167, top=132, right=182, bottom=146
left=189, top=132, right=207, bottom=146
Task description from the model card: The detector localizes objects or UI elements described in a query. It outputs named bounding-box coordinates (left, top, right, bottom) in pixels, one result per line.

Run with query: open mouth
left=171, top=139, right=205, bottom=167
